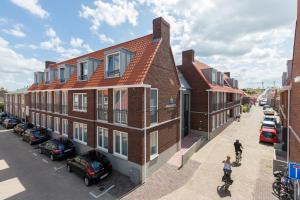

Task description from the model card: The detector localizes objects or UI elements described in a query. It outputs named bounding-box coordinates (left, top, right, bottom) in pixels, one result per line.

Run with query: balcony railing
left=78, top=75, right=88, bottom=81
left=61, top=105, right=68, bottom=114
left=97, top=108, right=108, bottom=121
left=107, top=69, right=120, bottom=78
left=73, top=105, right=87, bottom=111
left=54, top=104, right=61, bottom=113
left=47, top=104, right=52, bottom=112
left=114, top=109, right=128, bottom=124
left=210, top=102, right=225, bottom=112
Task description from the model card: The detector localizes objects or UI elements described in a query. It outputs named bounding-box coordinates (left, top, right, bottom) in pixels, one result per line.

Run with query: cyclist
left=234, top=139, right=243, bottom=157
left=222, top=156, right=232, bottom=181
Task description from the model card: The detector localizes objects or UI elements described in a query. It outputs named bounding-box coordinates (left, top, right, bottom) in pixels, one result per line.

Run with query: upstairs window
left=150, top=89, right=158, bottom=124
left=78, top=62, right=88, bottom=81
left=212, top=70, right=217, bottom=84
left=59, top=68, right=65, bottom=83
left=106, top=53, right=120, bottom=77
left=45, top=71, right=50, bottom=84
left=113, top=89, right=128, bottom=124
left=73, top=93, right=87, bottom=112
left=97, top=90, right=108, bottom=121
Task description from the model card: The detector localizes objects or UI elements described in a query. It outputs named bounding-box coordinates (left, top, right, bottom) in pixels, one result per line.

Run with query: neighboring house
left=0, top=87, right=7, bottom=103
left=4, top=87, right=28, bottom=119
left=177, top=50, right=242, bottom=140
left=23, top=17, right=180, bottom=184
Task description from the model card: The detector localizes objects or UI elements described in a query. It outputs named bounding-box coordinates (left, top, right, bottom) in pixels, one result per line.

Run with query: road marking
left=54, top=165, right=66, bottom=171
left=32, top=153, right=37, bottom=157
left=42, top=159, right=49, bottom=164
left=89, top=185, right=115, bottom=199
left=0, top=129, right=13, bottom=133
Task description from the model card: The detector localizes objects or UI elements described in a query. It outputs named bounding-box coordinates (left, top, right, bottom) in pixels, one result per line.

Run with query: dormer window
left=106, top=52, right=120, bottom=78
left=212, top=70, right=217, bottom=84
left=59, top=67, right=65, bottom=83
left=45, top=70, right=50, bottom=84
left=78, top=62, right=88, bottom=81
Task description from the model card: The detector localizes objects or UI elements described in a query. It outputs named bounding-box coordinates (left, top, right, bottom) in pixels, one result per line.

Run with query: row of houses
left=278, top=3, right=300, bottom=196
left=4, top=17, right=242, bottom=184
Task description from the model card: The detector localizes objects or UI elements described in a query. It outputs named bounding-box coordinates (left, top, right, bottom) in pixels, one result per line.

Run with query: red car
left=259, top=128, right=278, bottom=144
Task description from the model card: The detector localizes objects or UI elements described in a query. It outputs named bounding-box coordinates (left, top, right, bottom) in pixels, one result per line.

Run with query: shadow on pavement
left=217, top=185, right=232, bottom=198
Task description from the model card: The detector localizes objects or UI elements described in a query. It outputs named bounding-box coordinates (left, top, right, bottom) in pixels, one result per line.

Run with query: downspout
left=287, top=89, right=291, bottom=163
left=144, top=87, right=147, bottom=183
left=179, top=88, right=182, bottom=150
left=208, top=91, right=210, bottom=140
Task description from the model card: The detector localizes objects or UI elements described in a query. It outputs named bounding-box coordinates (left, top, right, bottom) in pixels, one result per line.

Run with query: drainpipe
left=179, top=88, right=183, bottom=150
left=143, top=87, right=147, bottom=183
left=207, top=90, right=210, bottom=140
left=287, top=89, right=291, bottom=164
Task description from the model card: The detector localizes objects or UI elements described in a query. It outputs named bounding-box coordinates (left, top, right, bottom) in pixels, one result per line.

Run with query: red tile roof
left=28, top=34, right=161, bottom=91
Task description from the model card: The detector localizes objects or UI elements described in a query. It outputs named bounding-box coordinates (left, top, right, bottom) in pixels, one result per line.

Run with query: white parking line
left=89, top=185, right=115, bottom=199
left=42, top=159, right=49, bottom=164
left=54, top=165, right=65, bottom=171
left=0, top=129, right=13, bottom=133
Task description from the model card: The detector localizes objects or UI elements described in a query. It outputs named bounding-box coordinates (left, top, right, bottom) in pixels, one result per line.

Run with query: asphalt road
left=0, top=128, right=134, bottom=200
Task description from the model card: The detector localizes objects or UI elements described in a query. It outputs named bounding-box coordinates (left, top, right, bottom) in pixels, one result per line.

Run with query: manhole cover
left=99, top=186, right=106, bottom=191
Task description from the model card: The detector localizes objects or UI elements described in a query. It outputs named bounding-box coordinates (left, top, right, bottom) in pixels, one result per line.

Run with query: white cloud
left=98, top=34, right=114, bottom=43
left=10, top=0, right=49, bottom=19
left=79, top=0, right=139, bottom=31
left=70, top=37, right=93, bottom=52
left=45, top=27, right=56, bottom=37
left=2, top=24, right=26, bottom=38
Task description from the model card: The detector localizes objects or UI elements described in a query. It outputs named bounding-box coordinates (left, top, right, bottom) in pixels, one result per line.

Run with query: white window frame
left=62, top=91, right=68, bottom=114
left=212, top=115, right=215, bottom=131
left=54, top=117, right=60, bottom=134
left=36, top=113, right=40, bottom=126
left=97, top=90, right=108, bottom=121
left=73, top=93, right=87, bottom=112
left=78, top=61, right=88, bottom=80
left=113, top=130, right=128, bottom=159
left=113, top=89, right=128, bottom=124
left=31, top=112, right=35, bottom=125
left=73, top=122, right=87, bottom=145
left=150, top=88, right=158, bottom=125
left=97, top=126, right=108, bottom=152
left=150, top=131, right=159, bottom=160
left=47, top=115, right=53, bottom=130
left=41, top=114, right=46, bottom=127
left=106, top=52, right=121, bottom=78
left=62, top=119, right=68, bottom=137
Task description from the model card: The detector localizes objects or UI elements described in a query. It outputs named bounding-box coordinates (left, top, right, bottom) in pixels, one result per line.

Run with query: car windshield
left=32, top=131, right=41, bottom=137
left=89, top=161, right=102, bottom=171
left=262, top=131, right=275, bottom=138
left=263, top=123, right=275, bottom=128
left=264, top=118, right=274, bottom=122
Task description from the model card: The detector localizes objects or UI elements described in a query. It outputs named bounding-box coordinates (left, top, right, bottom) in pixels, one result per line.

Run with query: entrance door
left=183, top=94, right=190, bottom=136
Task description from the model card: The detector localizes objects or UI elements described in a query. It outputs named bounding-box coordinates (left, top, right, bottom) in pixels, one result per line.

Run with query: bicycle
left=272, top=168, right=294, bottom=199
left=235, top=151, right=242, bottom=165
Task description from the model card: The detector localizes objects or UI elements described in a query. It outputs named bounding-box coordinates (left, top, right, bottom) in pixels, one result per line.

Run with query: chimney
left=224, top=72, right=230, bottom=78
left=45, top=61, right=56, bottom=69
left=182, top=50, right=195, bottom=66
left=153, top=17, right=170, bottom=45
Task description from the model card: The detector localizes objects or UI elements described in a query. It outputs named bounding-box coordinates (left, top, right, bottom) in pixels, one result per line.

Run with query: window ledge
left=97, top=147, right=108, bottom=153
left=150, top=154, right=159, bottom=161
left=73, top=139, right=87, bottom=146
left=73, top=109, right=87, bottom=113
left=113, top=153, right=128, bottom=160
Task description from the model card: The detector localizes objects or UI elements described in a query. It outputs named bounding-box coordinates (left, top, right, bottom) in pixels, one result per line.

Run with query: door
left=183, top=94, right=190, bottom=136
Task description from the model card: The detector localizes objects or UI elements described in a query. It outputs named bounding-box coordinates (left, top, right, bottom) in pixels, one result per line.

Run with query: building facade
left=4, top=88, right=28, bottom=120
left=178, top=50, right=242, bottom=140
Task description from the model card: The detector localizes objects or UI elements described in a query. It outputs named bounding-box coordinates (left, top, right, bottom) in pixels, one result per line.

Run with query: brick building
left=4, top=88, right=28, bottom=120
left=177, top=50, right=242, bottom=140
left=15, top=17, right=180, bottom=184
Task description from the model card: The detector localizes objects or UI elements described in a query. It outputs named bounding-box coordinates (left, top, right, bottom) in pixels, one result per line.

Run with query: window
left=73, top=93, right=87, bottom=111
left=97, top=90, right=108, bottom=121
left=36, top=113, right=40, bottom=126
left=36, top=92, right=39, bottom=109
left=79, top=62, right=88, bottom=81
left=113, top=131, right=128, bottom=159
left=106, top=53, right=120, bottom=77
left=59, top=68, right=65, bottom=82
left=45, top=70, right=50, bottom=84
left=97, top=127, right=108, bottom=151
left=41, top=92, right=46, bottom=110
left=113, top=89, right=128, bottom=124
left=62, top=119, right=68, bottom=136
left=150, top=89, right=158, bottom=124
left=31, top=112, right=35, bottom=125
left=47, top=91, right=52, bottom=111
left=216, top=114, right=219, bottom=128
left=47, top=115, right=53, bottom=130
left=212, top=115, right=215, bottom=131
left=41, top=114, right=46, bottom=127
left=54, top=117, right=60, bottom=133
left=73, top=122, right=87, bottom=144
left=212, top=70, right=217, bottom=84
left=54, top=91, right=60, bottom=113
left=62, top=91, right=68, bottom=114
left=150, top=131, right=158, bottom=160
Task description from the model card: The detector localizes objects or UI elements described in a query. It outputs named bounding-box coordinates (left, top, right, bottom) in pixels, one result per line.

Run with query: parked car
left=39, top=137, right=75, bottom=161
left=13, top=122, right=35, bottom=136
left=0, top=113, right=8, bottom=124
left=66, top=150, right=112, bottom=186
left=264, top=108, right=275, bottom=115
left=261, top=120, right=277, bottom=133
left=259, top=128, right=278, bottom=143
left=22, top=128, right=50, bottom=145
left=263, top=115, right=277, bottom=125
left=259, top=99, right=267, bottom=106
left=3, top=118, right=20, bottom=129
left=263, top=105, right=271, bottom=110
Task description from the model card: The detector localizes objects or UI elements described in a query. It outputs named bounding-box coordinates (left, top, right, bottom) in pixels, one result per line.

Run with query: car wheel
left=84, top=177, right=90, bottom=186
left=50, top=154, right=54, bottom=161
left=67, top=165, right=72, bottom=172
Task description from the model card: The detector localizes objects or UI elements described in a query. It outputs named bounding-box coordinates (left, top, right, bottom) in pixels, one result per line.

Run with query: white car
left=261, top=120, right=276, bottom=130
left=264, top=108, right=275, bottom=115
left=263, top=115, right=277, bottom=124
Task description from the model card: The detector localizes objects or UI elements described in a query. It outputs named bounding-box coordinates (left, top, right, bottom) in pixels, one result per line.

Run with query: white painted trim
left=148, top=117, right=180, bottom=129
left=113, top=130, right=128, bottom=160
left=73, top=122, right=88, bottom=145
left=96, top=126, right=109, bottom=152
left=144, top=87, right=147, bottom=182
left=279, top=104, right=286, bottom=120
left=150, top=88, right=158, bottom=124
left=149, top=131, right=158, bottom=160
left=72, top=93, right=87, bottom=112
left=289, top=126, right=300, bottom=144
left=105, top=51, right=121, bottom=78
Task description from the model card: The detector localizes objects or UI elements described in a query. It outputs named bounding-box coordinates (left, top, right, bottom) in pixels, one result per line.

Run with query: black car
left=39, top=138, right=75, bottom=161
left=0, top=113, right=8, bottom=124
left=3, top=118, right=20, bottom=129
left=22, top=127, right=50, bottom=145
left=66, top=150, right=112, bottom=186
left=14, top=122, right=35, bottom=136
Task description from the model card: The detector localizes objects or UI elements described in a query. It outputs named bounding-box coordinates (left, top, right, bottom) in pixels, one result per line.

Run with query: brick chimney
left=153, top=17, right=170, bottom=45
left=45, top=61, right=56, bottom=69
left=182, top=50, right=195, bottom=66
left=224, top=72, right=230, bottom=78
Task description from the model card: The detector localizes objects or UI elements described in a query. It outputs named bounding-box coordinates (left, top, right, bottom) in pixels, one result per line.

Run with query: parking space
left=0, top=127, right=135, bottom=200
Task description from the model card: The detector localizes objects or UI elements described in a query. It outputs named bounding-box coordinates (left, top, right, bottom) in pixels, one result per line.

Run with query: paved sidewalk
left=160, top=106, right=277, bottom=200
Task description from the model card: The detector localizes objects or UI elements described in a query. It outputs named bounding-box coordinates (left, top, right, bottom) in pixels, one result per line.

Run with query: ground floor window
left=221, top=112, right=223, bottom=125
left=36, top=113, right=40, bottom=126
left=47, top=115, right=53, bottom=130
left=150, top=131, right=158, bottom=160
left=41, top=114, right=46, bottom=127
left=97, top=126, right=108, bottom=151
left=73, top=122, right=87, bottom=145
left=113, top=130, right=128, bottom=159
left=212, top=115, right=215, bottom=131
left=54, top=117, right=60, bottom=133
left=62, top=119, right=68, bottom=136
left=31, top=112, right=35, bottom=125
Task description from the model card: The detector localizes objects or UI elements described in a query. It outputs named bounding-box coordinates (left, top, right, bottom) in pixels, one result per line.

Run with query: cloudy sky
left=0, top=0, right=297, bottom=90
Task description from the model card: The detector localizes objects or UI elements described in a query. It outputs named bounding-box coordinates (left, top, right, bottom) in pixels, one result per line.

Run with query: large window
left=47, top=92, right=52, bottom=111
left=41, top=92, right=46, bottom=110
left=113, top=89, right=128, bottom=124
left=36, top=113, right=40, bottom=126
left=97, top=127, right=108, bottom=151
left=113, top=131, right=128, bottom=159
left=47, top=115, right=53, bottom=130
left=31, top=112, right=35, bottom=125
left=79, top=62, right=88, bottom=81
left=106, top=53, right=120, bottom=77
left=54, top=117, right=60, bottom=133
left=150, top=131, right=158, bottom=160
left=73, top=93, right=87, bottom=112
left=62, top=119, right=68, bottom=137
left=97, top=90, right=108, bottom=121
left=54, top=91, right=60, bottom=113
left=73, top=122, right=87, bottom=144
left=212, top=115, right=215, bottom=131
left=62, top=91, right=68, bottom=114
left=36, top=92, right=39, bottom=109
left=59, top=67, right=65, bottom=82
left=41, top=114, right=46, bottom=127
left=150, top=89, right=158, bottom=124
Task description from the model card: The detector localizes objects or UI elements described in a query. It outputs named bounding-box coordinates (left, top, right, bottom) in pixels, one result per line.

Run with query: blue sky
left=0, top=0, right=297, bottom=90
